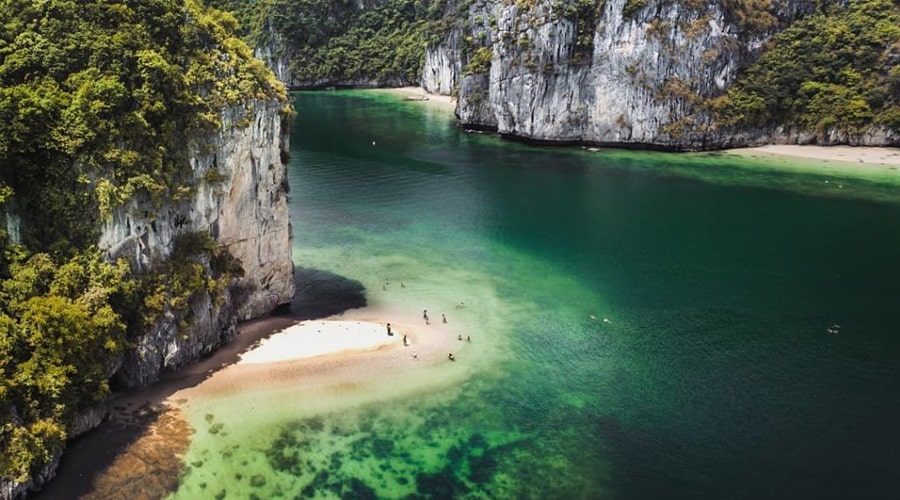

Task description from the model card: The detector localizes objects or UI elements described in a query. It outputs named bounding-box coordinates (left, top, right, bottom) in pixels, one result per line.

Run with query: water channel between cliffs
left=41, top=90, right=900, bottom=499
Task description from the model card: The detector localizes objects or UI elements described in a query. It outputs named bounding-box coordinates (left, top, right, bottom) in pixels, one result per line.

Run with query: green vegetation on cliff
left=0, top=251, right=135, bottom=483
left=717, top=0, right=900, bottom=136
left=212, top=0, right=457, bottom=87
left=0, top=0, right=285, bottom=252
left=0, top=0, right=285, bottom=486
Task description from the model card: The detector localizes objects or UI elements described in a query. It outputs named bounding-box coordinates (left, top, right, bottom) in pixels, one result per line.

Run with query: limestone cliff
left=423, top=0, right=898, bottom=149
left=0, top=1, right=295, bottom=495
left=100, top=99, right=294, bottom=389
left=253, top=19, right=296, bottom=88
left=0, top=97, right=293, bottom=499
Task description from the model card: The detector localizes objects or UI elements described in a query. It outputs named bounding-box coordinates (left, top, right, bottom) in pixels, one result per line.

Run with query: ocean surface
left=47, top=90, right=900, bottom=499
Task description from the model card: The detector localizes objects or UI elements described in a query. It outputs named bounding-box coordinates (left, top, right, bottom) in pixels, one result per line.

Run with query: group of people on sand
left=382, top=310, right=471, bottom=362
left=382, top=279, right=472, bottom=362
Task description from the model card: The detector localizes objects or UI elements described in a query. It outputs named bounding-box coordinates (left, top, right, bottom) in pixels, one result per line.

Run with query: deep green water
left=171, top=91, right=900, bottom=499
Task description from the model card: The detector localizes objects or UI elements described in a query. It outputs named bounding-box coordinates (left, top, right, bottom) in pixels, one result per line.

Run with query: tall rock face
left=422, top=29, right=464, bottom=96
left=254, top=26, right=294, bottom=88
left=423, top=0, right=896, bottom=149
left=100, top=99, right=294, bottom=388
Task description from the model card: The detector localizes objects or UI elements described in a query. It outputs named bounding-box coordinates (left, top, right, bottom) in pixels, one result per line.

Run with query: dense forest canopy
left=209, top=0, right=461, bottom=86
left=0, top=0, right=285, bottom=254
left=0, top=0, right=284, bottom=485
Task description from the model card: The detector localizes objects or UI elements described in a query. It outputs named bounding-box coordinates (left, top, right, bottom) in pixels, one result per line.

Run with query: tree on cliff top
left=0, top=0, right=287, bottom=254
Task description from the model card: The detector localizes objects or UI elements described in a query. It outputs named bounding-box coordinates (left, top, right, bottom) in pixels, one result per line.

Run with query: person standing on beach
left=442, top=313, right=447, bottom=324
left=386, top=323, right=392, bottom=336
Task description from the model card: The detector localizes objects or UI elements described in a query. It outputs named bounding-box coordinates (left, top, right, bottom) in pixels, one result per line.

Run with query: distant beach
left=376, top=87, right=900, bottom=175
left=374, top=86, right=456, bottom=111
left=730, top=144, right=900, bottom=169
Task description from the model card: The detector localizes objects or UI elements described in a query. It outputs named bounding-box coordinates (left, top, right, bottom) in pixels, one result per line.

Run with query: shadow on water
left=284, top=267, right=367, bottom=320
left=36, top=267, right=366, bottom=500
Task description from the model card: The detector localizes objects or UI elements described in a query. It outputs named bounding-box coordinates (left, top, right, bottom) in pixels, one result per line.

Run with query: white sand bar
left=239, top=320, right=397, bottom=364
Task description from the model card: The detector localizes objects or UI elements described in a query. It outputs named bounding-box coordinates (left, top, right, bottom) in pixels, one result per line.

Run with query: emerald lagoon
left=44, top=90, right=900, bottom=499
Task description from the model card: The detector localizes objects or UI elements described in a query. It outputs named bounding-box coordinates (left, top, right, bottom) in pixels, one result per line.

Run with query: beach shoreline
left=374, top=86, right=456, bottom=111
left=377, top=86, right=899, bottom=172
left=727, top=144, right=900, bottom=169
left=42, top=308, right=473, bottom=498
left=172, top=309, right=466, bottom=402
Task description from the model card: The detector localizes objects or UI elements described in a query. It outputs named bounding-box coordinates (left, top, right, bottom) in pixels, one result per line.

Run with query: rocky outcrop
left=422, top=29, right=464, bottom=96
left=0, top=98, right=293, bottom=499
left=423, top=0, right=897, bottom=149
left=0, top=403, right=106, bottom=499
left=0, top=456, right=59, bottom=500
left=100, top=99, right=294, bottom=388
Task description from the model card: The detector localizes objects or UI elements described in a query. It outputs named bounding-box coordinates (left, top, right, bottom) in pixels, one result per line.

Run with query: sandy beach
left=165, top=306, right=469, bottom=404
left=727, top=145, right=900, bottom=169
left=237, top=320, right=401, bottom=365
left=374, top=86, right=456, bottom=111
left=48, top=305, right=475, bottom=498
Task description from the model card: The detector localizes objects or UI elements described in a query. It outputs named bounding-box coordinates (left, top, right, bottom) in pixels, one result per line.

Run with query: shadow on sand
left=36, top=267, right=367, bottom=499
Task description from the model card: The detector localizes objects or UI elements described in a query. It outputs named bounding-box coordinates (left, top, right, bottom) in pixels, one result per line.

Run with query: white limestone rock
left=99, top=99, right=293, bottom=388
left=424, top=0, right=897, bottom=148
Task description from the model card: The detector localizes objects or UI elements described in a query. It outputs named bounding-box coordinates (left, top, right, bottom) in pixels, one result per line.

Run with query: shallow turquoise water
left=171, top=91, right=900, bottom=499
